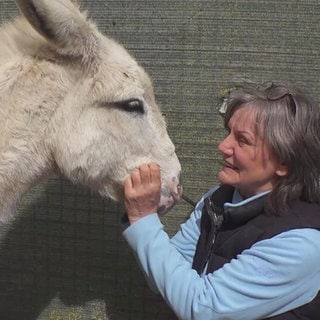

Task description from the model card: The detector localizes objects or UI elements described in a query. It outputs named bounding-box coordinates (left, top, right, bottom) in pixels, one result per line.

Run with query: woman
left=122, top=83, right=320, bottom=320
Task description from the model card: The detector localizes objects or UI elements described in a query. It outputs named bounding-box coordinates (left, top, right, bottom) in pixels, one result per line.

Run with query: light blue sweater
left=123, top=189, right=320, bottom=320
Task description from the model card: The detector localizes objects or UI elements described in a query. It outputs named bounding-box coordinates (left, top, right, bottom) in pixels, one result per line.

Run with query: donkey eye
left=115, top=99, right=144, bottom=114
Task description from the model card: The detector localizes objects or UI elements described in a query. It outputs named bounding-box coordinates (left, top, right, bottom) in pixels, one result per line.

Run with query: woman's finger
left=149, top=163, right=161, bottom=185
left=139, top=164, right=151, bottom=184
left=130, top=168, right=142, bottom=188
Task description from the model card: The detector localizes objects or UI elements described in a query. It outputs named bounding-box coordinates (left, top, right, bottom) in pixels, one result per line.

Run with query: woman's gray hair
left=224, top=82, right=320, bottom=215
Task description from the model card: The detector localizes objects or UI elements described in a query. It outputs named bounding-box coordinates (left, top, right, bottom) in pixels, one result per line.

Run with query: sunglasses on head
left=261, top=83, right=297, bottom=116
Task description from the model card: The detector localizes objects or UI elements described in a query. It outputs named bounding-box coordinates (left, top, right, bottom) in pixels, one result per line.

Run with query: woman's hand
left=124, top=163, right=161, bottom=224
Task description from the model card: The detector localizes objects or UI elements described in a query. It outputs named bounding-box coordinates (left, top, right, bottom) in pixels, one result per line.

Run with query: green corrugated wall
left=0, top=0, right=319, bottom=319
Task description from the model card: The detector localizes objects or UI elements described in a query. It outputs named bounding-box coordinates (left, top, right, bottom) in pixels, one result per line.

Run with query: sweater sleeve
left=123, top=213, right=320, bottom=320
left=169, top=197, right=204, bottom=265
left=169, top=188, right=218, bottom=265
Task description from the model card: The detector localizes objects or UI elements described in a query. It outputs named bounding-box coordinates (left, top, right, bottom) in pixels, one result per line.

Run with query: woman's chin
left=218, top=170, right=236, bottom=186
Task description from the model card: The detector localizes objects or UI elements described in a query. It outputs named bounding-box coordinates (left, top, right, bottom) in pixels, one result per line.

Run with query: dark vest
left=192, top=185, right=320, bottom=319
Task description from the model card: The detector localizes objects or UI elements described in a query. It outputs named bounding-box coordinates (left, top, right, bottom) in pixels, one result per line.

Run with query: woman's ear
left=276, top=163, right=288, bottom=177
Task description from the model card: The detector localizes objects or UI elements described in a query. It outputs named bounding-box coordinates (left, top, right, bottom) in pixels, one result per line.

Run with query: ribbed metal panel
left=0, top=1, right=319, bottom=319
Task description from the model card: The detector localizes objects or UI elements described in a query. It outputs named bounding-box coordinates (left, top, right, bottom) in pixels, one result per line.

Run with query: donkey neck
left=0, top=146, right=55, bottom=222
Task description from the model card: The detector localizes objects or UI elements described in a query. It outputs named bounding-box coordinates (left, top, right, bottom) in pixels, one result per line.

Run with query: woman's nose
left=218, top=135, right=233, bottom=156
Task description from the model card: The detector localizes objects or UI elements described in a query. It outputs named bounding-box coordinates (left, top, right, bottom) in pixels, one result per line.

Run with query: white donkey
left=0, top=0, right=182, bottom=222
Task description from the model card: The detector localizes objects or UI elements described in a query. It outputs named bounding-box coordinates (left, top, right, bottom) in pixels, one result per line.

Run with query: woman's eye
left=116, top=99, right=144, bottom=114
left=238, top=136, right=249, bottom=146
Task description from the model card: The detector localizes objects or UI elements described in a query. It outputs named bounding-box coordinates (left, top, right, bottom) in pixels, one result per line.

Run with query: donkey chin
left=95, top=177, right=182, bottom=215
left=157, top=183, right=183, bottom=215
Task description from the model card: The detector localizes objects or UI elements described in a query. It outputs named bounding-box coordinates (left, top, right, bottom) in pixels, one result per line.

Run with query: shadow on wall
left=0, top=177, right=177, bottom=320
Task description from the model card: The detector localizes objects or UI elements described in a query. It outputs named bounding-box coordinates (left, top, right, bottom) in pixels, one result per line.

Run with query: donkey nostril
left=177, top=184, right=183, bottom=197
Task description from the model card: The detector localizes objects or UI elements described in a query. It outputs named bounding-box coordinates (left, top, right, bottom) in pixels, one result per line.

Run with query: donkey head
left=12, top=0, right=182, bottom=214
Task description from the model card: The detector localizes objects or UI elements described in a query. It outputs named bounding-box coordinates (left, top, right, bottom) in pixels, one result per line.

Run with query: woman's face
left=218, top=104, right=287, bottom=198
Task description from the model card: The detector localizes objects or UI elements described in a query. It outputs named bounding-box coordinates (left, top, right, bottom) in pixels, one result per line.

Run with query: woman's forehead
left=229, top=104, right=257, bottom=126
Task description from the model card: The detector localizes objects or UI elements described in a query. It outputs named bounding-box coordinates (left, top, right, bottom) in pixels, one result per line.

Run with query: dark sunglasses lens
left=266, top=86, right=296, bottom=116
left=267, top=86, right=288, bottom=101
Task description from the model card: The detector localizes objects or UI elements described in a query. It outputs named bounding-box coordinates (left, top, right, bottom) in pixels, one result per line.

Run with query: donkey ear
left=15, top=0, right=98, bottom=58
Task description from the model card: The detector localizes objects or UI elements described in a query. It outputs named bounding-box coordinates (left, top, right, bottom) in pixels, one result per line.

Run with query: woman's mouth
left=221, top=160, right=239, bottom=171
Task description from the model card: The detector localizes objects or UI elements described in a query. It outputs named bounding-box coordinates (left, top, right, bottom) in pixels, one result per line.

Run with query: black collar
left=207, top=185, right=267, bottom=229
